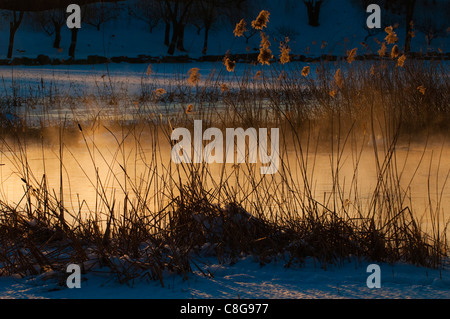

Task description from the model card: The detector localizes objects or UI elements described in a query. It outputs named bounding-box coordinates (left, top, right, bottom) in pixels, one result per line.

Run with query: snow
left=0, top=256, right=449, bottom=299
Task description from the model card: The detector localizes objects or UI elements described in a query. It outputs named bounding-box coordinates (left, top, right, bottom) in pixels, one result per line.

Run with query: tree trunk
left=404, top=0, right=416, bottom=53
left=7, top=11, right=24, bottom=59
left=176, top=24, right=186, bottom=52
left=69, top=28, right=79, bottom=58
left=202, top=27, right=209, bottom=55
left=164, top=21, right=170, bottom=47
left=168, top=23, right=179, bottom=55
left=53, top=22, right=62, bottom=49
left=7, top=25, right=16, bottom=59
left=304, top=1, right=322, bottom=27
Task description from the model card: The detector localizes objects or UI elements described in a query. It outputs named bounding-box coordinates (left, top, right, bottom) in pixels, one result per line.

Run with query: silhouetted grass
left=0, top=52, right=448, bottom=287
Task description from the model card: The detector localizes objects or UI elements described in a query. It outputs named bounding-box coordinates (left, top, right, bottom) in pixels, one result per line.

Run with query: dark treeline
left=0, top=0, right=252, bottom=59
left=1, top=0, right=124, bottom=59
left=1, top=0, right=448, bottom=60
left=0, top=0, right=119, bottom=11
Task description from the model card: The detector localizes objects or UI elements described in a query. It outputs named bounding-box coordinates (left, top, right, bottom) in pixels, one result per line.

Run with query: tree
left=196, top=0, right=229, bottom=55
left=383, top=0, right=417, bottom=52
left=68, top=7, right=86, bottom=59
left=33, top=8, right=66, bottom=49
left=84, top=1, right=120, bottom=31
left=196, top=0, right=216, bottom=55
left=0, top=0, right=119, bottom=58
left=403, top=0, right=416, bottom=52
left=196, top=0, right=249, bottom=55
left=69, top=28, right=79, bottom=58
left=7, top=10, right=24, bottom=59
left=414, top=0, right=449, bottom=47
left=303, top=0, right=323, bottom=27
left=129, top=0, right=163, bottom=34
left=163, top=12, right=171, bottom=47
left=128, top=0, right=173, bottom=47
left=161, top=0, right=195, bottom=55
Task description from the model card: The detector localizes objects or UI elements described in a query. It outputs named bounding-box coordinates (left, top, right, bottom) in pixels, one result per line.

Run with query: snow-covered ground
left=0, top=256, right=449, bottom=299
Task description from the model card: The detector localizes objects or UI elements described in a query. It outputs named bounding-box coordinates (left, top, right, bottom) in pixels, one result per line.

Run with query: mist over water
left=1, top=126, right=448, bottom=238
left=0, top=61, right=449, bottom=249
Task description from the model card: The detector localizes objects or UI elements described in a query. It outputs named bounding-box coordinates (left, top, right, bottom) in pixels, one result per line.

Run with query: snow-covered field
left=0, top=256, right=449, bottom=299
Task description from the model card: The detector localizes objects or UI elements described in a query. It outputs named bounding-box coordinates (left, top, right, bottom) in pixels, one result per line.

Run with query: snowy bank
left=0, top=256, right=449, bottom=299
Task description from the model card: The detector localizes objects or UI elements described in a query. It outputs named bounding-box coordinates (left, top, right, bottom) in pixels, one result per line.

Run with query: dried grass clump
left=378, top=42, right=387, bottom=57
left=251, top=10, right=270, bottom=30
left=385, top=26, right=399, bottom=44
left=301, top=66, right=310, bottom=77
left=185, top=104, right=194, bottom=114
left=187, top=68, right=201, bottom=86
left=154, top=88, right=166, bottom=97
left=397, top=54, right=407, bottom=67
left=334, top=68, right=344, bottom=89
left=279, top=37, right=291, bottom=65
left=258, top=32, right=273, bottom=65
left=346, top=48, right=357, bottom=64
left=224, top=57, right=236, bottom=72
left=417, top=85, right=426, bottom=95
left=391, top=45, right=400, bottom=59
left=234, top=19, right=247, bottom=37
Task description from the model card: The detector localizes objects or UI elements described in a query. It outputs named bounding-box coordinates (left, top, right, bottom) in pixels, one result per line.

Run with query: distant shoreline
left=1, top=51, right=449, bottom=66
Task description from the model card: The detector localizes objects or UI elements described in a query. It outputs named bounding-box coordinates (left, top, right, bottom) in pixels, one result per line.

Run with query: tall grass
left=0, top=55, right=448, bottom=286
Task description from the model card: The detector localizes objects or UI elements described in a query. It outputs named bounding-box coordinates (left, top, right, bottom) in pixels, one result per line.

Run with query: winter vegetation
left=0, top=0, right=449, bottom=299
